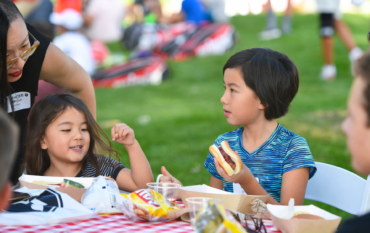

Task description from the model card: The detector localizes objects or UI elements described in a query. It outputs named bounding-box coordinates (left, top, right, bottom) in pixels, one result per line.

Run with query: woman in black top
left=0, top=0, right=96, bottom=184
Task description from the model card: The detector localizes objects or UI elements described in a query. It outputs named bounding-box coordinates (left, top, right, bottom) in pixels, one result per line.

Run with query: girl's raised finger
left=111, top=126, right=117, bottom=141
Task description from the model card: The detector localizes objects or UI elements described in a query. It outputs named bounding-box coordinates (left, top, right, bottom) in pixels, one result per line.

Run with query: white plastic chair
left=305, top=162, right=370, bottom=216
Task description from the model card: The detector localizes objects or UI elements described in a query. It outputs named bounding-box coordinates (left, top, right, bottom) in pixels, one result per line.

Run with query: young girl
left=24, top=94, right=153, bottom=192
left=160, top=48, right=317, bottom=205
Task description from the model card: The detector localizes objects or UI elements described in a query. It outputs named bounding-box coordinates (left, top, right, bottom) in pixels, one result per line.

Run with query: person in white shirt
left=50, top=8, right=95, bottom=76
left=83, top=0, right=125, bottom=43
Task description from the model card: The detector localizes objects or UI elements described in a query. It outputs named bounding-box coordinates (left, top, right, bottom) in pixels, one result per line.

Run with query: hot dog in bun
left=209, top=141, right=242, bottom=176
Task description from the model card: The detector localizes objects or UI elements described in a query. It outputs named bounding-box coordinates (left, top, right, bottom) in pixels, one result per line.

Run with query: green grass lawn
left=97, top=13, right=369, bottom=220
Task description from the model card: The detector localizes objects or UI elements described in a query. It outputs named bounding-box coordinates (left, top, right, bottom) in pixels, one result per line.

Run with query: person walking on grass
left=316, top=0, right=363, bottom=81
left=259, top=0, right=293, bottom=40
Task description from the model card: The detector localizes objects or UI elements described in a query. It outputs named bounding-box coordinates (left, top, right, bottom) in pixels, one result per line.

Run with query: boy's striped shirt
left=204, top=124, right=316, bottom=202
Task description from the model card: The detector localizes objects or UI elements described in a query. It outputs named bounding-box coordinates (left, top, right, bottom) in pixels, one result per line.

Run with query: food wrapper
left=119, top=189, right=181, bottom=221
left=250, top=198, right=270, bottom=219
left=193, top=200, right=246, bottom=233
left=251, top=199, right=267, bottom=213
left=81, top=176, right=122, bottom=214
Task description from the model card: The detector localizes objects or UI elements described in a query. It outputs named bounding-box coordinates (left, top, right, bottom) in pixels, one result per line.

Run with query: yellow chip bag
left=194, top=200, right=246, bottom=233
left=120, top=189, right=180, bottom=221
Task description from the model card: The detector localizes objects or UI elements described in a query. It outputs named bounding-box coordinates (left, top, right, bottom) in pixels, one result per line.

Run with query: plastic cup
left=147, top=183, right=181, bottom=203
left=186, top=197, right=222, bottom=224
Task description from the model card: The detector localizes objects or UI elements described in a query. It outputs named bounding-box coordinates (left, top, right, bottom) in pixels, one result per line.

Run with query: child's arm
left=213, top=158, right=310, bottom=205
left=279, top=168, right=310, bottom=205
left=111, top=123, right=154, bottom=192
left=209, top=176, right=223, bottom=190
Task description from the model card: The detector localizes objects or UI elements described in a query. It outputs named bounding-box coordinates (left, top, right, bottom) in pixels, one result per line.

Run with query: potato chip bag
left=194, top=200, right=246, bottom=233
left=119, top=189, right=180, bottom=221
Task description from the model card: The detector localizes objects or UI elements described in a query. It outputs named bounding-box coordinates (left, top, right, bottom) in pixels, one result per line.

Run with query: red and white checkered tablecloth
left=0, top=215, right=193, bottom=233
left=0, top=215, right=280, bottom=233
left=0, top=202, right=281, bottom=233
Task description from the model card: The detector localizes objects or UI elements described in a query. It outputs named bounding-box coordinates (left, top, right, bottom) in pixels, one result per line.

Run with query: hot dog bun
left=209, top=141, right=242, bottom=176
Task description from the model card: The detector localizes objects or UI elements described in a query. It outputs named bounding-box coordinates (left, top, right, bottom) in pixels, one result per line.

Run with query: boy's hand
left=214, top=156, right=254, bottom=185
left=111, top=123, right=135, bottom=146
left=159, top=166, right=183, bottom=187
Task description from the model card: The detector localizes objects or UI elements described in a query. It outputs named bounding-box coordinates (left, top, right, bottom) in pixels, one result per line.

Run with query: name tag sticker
left=233, top=177, right=259, bottom=195
left=7, top=92, right=31, bottom=113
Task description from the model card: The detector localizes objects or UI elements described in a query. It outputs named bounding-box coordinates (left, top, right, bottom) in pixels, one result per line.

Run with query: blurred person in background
left=160, top=0, right=211, bottom=25
left=50, top=8, right=95, bottom=76
left=24, top=0, right=54, bottom=39
left=200, top=0, right=228, bottom=23
left=316, top=0, right=363, bottom=81
left=259, top=0, right=293, bottom=40
left=128, top=0, right=163, bottom=23
left=338, top=50, right=370, bottom=233
left=11, top=0, right=39, bottom=17
left=83, top=0, right=125, bottom=44
left=0, top=109, right=18, bottom=211
left=0, top=0, right=96, bottom=185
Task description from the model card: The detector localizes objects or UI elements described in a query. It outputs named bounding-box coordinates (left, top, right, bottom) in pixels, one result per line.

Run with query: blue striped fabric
left=204, top=124, right=316, bottom=202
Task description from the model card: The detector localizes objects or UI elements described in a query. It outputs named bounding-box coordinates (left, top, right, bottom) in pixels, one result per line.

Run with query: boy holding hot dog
left=161, top=48, right=316, bottom=205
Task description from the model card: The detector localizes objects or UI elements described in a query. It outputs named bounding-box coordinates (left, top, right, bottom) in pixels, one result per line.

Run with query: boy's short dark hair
left=355, top=52, right=370, bottom=126
left=223, top=48, right=299, bottom=120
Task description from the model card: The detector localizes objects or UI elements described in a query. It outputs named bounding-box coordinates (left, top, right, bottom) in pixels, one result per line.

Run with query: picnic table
left=0, top=202, right=281, bottom=233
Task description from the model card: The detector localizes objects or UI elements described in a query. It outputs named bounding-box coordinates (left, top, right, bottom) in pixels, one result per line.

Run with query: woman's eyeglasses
left=6, top=31, right=40, bottom=69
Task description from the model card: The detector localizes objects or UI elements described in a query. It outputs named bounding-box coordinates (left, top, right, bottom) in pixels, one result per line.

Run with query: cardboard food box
left=19, top=174, right=95, bottom=203
left=179, top=184, right=268, bottom=215
left=267, top=204, right=342, bottom=233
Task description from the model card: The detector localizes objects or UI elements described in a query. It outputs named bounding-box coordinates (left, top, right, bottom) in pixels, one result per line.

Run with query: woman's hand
left=111, top=123, right=135, bottom=146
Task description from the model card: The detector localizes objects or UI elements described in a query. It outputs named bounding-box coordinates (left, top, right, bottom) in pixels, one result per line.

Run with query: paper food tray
left=179, top=184, right=268, bottom=215
left=19, top=174, right=95, bottom=203
left=267, top=204, right=342, bottom=233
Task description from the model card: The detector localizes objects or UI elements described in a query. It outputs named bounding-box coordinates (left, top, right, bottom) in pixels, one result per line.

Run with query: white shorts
left=316, top=0, right=342, bottom=19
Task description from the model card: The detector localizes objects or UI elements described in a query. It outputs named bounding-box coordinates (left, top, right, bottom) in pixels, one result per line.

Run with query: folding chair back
left=305, top=162, right=370, bottom=215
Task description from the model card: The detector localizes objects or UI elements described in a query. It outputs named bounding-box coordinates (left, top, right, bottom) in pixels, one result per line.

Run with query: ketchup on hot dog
left=218, top=146, right=236, bottom=170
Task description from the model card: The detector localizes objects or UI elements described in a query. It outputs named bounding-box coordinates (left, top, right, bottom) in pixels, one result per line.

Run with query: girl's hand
left=214, top=156, right=254, bottom=185
left=111, top=123, right=135, bottom=146
left=159, top=166, right=183, bottom=187
left=159, top=166, right=183, bottom=200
